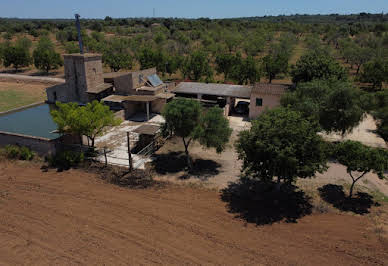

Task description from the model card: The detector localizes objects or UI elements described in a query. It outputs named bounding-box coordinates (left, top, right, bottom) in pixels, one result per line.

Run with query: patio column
left=146, top=101, right=150, bottom=121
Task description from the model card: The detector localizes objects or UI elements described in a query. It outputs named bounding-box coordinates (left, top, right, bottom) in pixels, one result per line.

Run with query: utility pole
left=127, top=132, right=133, bottom=171
left=153, top=8, right=156, bottom=18
left=75, top=14, right=84, bottom=54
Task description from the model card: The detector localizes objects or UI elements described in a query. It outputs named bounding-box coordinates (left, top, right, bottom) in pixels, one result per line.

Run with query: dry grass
left=0, top=81, right=47, bottom=112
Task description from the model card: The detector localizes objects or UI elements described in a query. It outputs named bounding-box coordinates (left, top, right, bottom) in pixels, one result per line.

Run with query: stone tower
left=63, top=53, right=104, bottom=103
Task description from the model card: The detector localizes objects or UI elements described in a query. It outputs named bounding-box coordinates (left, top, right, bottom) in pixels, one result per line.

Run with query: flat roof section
left=173, top=82, right=252, bottom=98
left=101, top=95, right=127, bottom=103
left=102, top=95, right=158, bottom=103
left=87, top=83, right=113, bottom=94
left=156, top=92, right=175, bottom=99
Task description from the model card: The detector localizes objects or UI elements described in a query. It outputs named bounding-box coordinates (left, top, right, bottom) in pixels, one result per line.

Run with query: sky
left=0, top=0, right=387, bottom=19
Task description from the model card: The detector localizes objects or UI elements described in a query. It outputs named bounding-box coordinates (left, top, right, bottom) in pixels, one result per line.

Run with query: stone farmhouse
left=173, top=82, right=287, bottom=119
left=46, top=53, right=288, bottom=120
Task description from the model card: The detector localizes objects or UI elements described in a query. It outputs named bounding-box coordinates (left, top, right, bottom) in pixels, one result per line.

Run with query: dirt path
left=0, top=161, right=387, bottom=265
left=322, top=114, right=387, bottom=149
left=0, top=74, right=65, bottom=84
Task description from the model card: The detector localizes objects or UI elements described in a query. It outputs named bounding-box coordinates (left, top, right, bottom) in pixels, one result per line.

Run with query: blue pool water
left=0, top=104, right=60, bottom=139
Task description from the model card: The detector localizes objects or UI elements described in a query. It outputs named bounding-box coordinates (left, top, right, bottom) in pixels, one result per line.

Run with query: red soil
left=0, top=161, right=387, bottom=265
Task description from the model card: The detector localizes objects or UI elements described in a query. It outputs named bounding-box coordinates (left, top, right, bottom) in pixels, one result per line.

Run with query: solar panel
left=147, top=74, right=163, bottom=87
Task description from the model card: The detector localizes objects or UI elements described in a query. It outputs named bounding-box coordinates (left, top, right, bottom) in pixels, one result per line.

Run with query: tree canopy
left=2, top=43, right=31, bottom=71
left=359, top=59, right=388, bottom=90
left=230, top=55, right=261, bottom=85
left=33, top=37, right=63, bottom=73
left=262, top=52, right=289, bottom=83
left=281, top=80, right=364, bottom=135
left=103, top=38, right=133, bottom=72
left=371, top=90, right=388, bottom=142
left=51, top=101, right=121, bottom=148
left=335, top=140, right=388, bottom=197
left=181, top=50, right=213, bottom=81
left=215, top=52, right=238, bottom=81
left=162, top=98, right=232, bottom=169
left=236, top=108, right=328, bottom=184
left=291, top=51, right=348, bottom=84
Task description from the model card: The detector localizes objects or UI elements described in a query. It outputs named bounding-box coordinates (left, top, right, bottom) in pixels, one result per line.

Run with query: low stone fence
left=0, top=131, right=57, bottom=156
left=0, top=132, right=79, bottom=157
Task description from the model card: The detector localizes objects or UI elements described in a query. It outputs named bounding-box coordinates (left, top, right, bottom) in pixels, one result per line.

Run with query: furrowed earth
left=0, top=160, right=387, bottom=265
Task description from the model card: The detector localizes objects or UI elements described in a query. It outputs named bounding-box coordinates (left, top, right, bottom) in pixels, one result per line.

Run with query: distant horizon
left=1, top=12, right=387, bottom=21
left=0, top=0, right=387, bottom=20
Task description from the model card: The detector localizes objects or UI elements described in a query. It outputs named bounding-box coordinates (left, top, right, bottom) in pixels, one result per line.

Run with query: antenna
left=75, top=14, right=84, bottom=54
left=153, top=8, right=155, bottom=18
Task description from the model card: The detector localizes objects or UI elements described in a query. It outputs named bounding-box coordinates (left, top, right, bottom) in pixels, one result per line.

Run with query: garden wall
left=0, top=132, right=79, bottom=156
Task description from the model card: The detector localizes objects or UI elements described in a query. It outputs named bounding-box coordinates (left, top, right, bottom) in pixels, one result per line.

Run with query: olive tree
left=281, top=80, right=364, bottom=136
left=2, top=44, right=31, bottom=72
left=162, top=98, right=232, bottom=169
left=215, top=52, right=238, bottom=81
left=236, top=108, right=328, bottom=185
left=291, top=51, right=347, bottom=84
left=183, top=50, right=213, bottom=81
left=103, top=38, right=133, bottom=72
left=261, top=52, right=289, bottom=83
left=359, top=59, right=388, bottom=90
left=51, top=101, right=121, bottom=148
left=80, top=101, right=122, bottom=147
left=33, top=37, right=63, bottom=73
left=335, top=141, right=388, bottom=197
left=372, top=90, right=388, bottom=142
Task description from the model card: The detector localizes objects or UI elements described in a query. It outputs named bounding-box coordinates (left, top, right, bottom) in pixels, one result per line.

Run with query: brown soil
left=0, top=161, right=387, bottom=265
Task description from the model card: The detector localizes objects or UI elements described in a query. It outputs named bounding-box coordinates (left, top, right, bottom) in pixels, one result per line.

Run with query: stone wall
left=114, top=73, right=132, bottom=95
left=151, top=98, right=166, bottom=113
left=0, top=131, right=57, bottom=156
left=46, top=83, right=69, bottom=103
left=63, top=54, right=104, bottom=103
left=0, top=132, right=80, bottom=156
left=249, top=93, right=282, bottom=119
left=123, top=102, right=138, bottom=119
left=114, top=68, right=157, bottom=95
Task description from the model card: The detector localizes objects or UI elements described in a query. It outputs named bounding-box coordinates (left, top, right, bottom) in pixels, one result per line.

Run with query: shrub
left=48, top=150, right=84, bottom=170
left=3, top=145, right=34, bottom=160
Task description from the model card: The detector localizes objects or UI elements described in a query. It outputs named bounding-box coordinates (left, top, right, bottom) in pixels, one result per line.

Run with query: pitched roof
left=252, top=83, right=288, bottom=95
left=173, top=82, right=252, bottom=98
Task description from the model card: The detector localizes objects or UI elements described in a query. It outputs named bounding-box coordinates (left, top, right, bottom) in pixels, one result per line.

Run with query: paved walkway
left=94, top=115, right=165, bottom=170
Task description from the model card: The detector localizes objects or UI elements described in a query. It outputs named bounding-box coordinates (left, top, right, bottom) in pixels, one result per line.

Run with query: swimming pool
left=0, top=104, right=60, bottom=139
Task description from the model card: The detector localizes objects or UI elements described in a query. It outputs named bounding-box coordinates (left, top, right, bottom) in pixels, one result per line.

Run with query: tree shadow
left=151, top=151, right=187, bottom=174
left=151, top=151, right=221, bottom=180
left=318, top=184, right=379, bottom=215
left=220, top=178, right=312, bottom=225
left=0, top=69, right=28, bottom=74
left=85, top=162, right=167, bottom=189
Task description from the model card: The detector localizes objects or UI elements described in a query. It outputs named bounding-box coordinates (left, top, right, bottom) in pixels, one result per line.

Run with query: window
left=256, top=98, right=263, bottom=106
